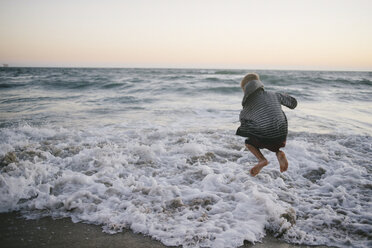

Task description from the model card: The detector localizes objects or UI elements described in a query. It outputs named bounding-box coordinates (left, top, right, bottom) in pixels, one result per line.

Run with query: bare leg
left=276, top=150, right=288, bottom=172
left=245, top=144, right=268, bottom=176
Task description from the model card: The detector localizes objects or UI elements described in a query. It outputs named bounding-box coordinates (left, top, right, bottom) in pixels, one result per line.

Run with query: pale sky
left=0, top=0, right=371, bottom=70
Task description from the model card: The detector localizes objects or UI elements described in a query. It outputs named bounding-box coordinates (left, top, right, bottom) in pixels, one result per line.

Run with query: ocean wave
left=100, top=82, right=127, bottom=89
left=204, top=77, right=221, bottom=82
left=0, top=124, right=370, bottom=248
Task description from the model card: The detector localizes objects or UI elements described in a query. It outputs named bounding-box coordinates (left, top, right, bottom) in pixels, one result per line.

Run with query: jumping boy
left=236, top=73, right=297, bottom=176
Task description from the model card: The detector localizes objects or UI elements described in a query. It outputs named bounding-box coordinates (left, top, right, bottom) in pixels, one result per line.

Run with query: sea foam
left=1, top=123, right=370, bottom=248
left=0, top=124, right=295, bottom=247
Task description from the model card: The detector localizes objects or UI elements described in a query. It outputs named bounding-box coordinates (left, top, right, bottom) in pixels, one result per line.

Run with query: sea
left=0, top=67, right=371, bottom=248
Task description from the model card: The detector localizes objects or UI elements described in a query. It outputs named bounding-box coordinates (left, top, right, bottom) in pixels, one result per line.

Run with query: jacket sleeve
left=276, top=93, right=297, bottom=109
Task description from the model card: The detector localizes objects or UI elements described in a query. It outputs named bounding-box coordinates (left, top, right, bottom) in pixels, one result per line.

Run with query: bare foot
left=250, top=159, right=269, bottom=176
left=276, top=151, right=288, bottom=172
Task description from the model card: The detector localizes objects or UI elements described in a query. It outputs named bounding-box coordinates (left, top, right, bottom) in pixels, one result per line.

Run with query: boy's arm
left=276, top=93, right=297, bottom=109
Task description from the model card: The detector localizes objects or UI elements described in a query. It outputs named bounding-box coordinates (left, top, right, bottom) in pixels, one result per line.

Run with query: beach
left=0, top=212, right=332, bottom=248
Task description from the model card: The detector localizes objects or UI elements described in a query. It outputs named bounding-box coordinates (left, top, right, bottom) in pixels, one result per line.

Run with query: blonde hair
left=241, top=73, right=260, bottom=90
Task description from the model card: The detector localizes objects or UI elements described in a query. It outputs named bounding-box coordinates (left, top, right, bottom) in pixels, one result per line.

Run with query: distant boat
left=3, top=64, right=9, bottom=67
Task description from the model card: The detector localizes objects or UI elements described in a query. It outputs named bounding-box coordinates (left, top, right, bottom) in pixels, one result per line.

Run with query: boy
left=236, top=73, right=297, bottom=176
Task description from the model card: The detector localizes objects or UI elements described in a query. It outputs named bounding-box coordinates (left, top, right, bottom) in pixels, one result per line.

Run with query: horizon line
left=1, top=65, right=372, bottom=73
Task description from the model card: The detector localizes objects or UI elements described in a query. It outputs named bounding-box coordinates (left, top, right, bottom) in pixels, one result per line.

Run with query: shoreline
left=0, top=212, right=331, bottom=248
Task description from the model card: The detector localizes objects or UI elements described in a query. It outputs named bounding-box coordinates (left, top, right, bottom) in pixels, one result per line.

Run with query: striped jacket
left=236, top=80, right=297, bottom=139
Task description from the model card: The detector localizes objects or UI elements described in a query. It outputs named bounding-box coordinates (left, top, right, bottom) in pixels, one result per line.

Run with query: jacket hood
left=242, top=80, right=264, bottom=105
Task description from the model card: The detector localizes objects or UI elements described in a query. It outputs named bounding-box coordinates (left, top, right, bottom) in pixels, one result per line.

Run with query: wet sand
left=0, top=212, right=330, bottom=248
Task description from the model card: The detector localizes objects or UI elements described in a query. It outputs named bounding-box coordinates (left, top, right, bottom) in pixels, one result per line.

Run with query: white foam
left=0, top=124, right=371, bottom=248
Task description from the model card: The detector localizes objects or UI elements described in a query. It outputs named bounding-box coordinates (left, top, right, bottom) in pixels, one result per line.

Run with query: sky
left=0, top=0, right=371, bottom=70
